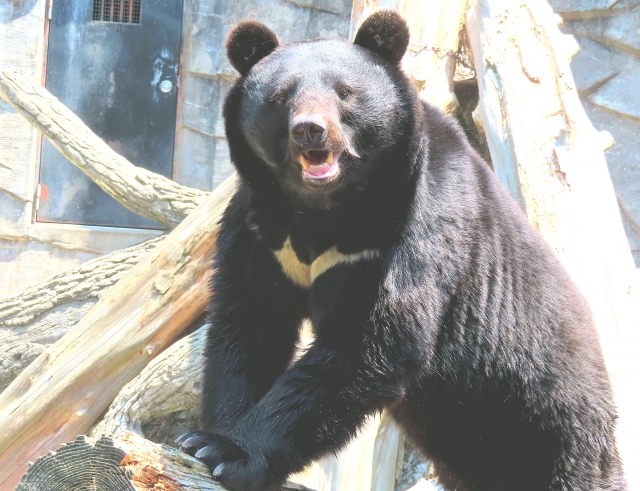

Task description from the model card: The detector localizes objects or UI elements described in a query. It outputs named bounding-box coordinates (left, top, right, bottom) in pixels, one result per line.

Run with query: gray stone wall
left=550, top=0, right=640, bottom=266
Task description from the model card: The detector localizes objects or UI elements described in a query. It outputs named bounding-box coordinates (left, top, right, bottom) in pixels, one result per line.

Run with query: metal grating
left=131, top=0, right=141, bottom=24
left=92, top=0, right=141, bottom=24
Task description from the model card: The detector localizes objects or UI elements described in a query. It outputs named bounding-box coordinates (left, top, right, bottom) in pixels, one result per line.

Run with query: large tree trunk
left=465, top=0, right=640, bottom=486
left=89, top=323, right=208, bottom=440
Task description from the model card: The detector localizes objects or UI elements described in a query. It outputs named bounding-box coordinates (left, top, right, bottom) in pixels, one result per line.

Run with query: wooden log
left=16, top=432, right=312, bottom=491
left=0, top=69, right=208, bottom=230
left=0, top=237, right=165, bottom=393
left=0, top=176, right=236, bottom=490
left=17, top=435, right=139, bottom=491
left=465, top=0, right=640, bottom=487
left=90, top=323, right=208, bottom=440
left=0, top=69, right=216, bottom=393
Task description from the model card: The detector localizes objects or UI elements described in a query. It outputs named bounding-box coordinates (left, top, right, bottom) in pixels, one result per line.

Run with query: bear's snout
left=290, top=114, right=327, bottom=148
left=288, top=112, right=343, bottom=185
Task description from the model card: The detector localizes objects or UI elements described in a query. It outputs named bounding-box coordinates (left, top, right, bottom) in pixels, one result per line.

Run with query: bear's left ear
left=226, top=21, right=279, bottom=76
left=353, top=10, right=410, bottom=65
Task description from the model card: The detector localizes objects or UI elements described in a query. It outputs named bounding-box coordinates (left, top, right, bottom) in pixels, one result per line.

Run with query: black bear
left=177, top=11, right=625, bottom=491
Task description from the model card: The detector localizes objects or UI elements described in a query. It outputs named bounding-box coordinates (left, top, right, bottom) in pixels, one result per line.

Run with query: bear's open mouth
left=299, top=150, right=340, bottom=180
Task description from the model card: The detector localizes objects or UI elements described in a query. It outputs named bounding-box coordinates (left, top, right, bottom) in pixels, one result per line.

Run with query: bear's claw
left=176, top=431, right=275, bottom=490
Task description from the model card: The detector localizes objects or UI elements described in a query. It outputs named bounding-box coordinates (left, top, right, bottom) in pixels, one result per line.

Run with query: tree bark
left=90, top=323, right=208, bottom=440
left=0, top=177, right=236, bottom=490
left=0, top=236, right=165, bottom=393
left=465, top=0, right=640, bottom=486
left=0, top=69, right=208, bottom=230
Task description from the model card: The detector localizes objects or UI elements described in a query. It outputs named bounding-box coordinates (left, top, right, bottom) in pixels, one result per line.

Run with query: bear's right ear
left=226, top=21, right=279, bottom=76
left=353, top=10, right=410, bottom=65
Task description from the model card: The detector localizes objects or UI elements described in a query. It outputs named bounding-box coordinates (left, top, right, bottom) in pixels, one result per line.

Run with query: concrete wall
left=0, top=0, right=167, bottom=295
left=0, top=0, right=352, bottom=297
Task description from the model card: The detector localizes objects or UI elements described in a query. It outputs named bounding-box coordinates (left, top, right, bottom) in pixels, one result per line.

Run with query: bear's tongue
left=300, top=150, right=338, bottom=179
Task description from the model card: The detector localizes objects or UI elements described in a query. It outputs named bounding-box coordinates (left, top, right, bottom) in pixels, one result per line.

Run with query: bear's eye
left=337, top=87, right=352, bottom=99
left=272, top=93, right=287, bottom=105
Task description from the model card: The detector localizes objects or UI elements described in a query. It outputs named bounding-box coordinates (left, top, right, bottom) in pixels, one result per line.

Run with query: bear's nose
left=290, top=114, right=327, bottom=146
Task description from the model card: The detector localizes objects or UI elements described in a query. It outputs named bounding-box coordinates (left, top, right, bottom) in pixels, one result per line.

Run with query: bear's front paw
left=176, top=431, right=277, bottom=491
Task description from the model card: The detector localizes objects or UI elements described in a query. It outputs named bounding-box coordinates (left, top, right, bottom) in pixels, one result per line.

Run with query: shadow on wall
left=0, top=0, right=41, bottom=23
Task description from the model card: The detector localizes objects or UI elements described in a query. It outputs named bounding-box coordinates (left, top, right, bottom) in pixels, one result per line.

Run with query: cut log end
left=16, top=435, right=135, bottom=491
left=17, top=432, right=316, bottom=491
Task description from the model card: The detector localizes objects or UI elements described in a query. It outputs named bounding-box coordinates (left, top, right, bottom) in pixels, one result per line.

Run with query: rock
left=551, top=0, right=639, bottom=17
left=562, top=5, right=640, bottom=55
left=188, top=0, right=351, bottom=79
left=621, top=212, right=640, bottom=267
left=182, top=73, right=226, bottom=139
left=581, top=101, right=640, bottom=266
left=589, top=64, right=640, bottom=120
left=554, top=0, right=640, bottom=267
left=568, top=37, right=625, bottom=95
left=549, top=0, right=617, bottom=14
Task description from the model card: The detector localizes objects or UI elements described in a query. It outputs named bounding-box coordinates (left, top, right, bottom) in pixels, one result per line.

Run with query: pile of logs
left=0, top=0, right=638, bottom=489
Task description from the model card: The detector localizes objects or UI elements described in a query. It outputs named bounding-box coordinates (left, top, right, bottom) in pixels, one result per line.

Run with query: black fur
left=226, top=20, right=279, bottom=76
left=178, top=11, right=625, bottom=491
left=354, top=10, right=410, bottom=65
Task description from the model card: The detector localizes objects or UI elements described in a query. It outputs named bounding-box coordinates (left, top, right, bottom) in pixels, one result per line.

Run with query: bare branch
left=0, top=69, right=208, bottom=229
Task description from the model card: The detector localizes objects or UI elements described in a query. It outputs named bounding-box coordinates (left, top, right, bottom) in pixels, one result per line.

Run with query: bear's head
left=224, top=11, right=418, bottom=209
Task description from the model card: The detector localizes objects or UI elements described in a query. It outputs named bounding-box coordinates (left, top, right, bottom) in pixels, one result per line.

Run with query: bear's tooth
left=300, top=154, right=311, bottom=170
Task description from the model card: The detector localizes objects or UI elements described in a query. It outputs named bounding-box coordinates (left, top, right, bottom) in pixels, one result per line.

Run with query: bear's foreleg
left=189, top=218, right=307, bottom=435
left=185, top=339, right=407, bottom=491
left=182, top=262, right=412, bottom=490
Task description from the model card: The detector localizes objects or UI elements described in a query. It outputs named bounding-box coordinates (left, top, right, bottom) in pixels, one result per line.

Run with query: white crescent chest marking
left=272, top=237, right=382, bottom=288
